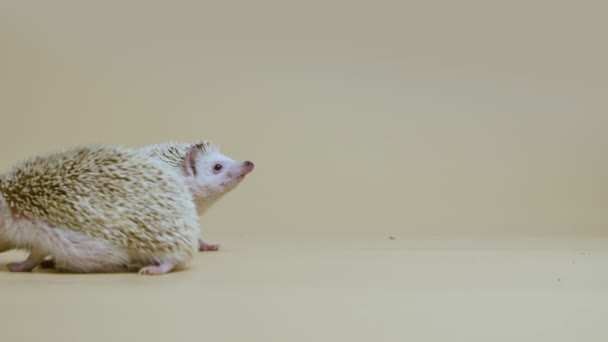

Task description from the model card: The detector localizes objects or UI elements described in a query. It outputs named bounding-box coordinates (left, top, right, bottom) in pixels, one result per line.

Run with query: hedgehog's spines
left=0, top=144, right=200, bottom=272
left=193, top=139, right=219, bottom=154
left=140, top=139, right=219, bottom=171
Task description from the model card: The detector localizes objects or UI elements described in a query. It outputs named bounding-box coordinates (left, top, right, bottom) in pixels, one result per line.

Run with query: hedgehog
left=140, top=140, right=255, bottom=251
left=0, top=140, right=255, bottom=268
left=0, top=144, right=201, bottom=275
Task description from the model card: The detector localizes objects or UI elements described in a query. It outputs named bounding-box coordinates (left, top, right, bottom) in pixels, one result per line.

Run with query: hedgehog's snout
left=242, top=161, right=254, bottom=174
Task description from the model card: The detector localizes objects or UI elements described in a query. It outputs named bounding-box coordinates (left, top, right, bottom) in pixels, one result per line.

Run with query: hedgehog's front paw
left=199, top=239, right=220, bottom=252
left=138, top=262, right=175, bottom=276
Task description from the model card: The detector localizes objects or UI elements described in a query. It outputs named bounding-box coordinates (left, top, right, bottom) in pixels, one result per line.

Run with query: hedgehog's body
left=0, top=145, right=200, bottom=274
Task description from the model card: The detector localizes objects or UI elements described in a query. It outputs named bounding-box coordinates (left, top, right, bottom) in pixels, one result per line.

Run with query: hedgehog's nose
left=243, top=161, right=254, bottom=172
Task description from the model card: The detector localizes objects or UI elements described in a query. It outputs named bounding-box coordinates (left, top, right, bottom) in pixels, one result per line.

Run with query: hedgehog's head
left=181, top=141, right=254, bottom=213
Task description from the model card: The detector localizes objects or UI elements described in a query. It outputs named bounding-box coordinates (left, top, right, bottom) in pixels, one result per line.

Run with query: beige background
left=0, top=1, right=607, bottom=341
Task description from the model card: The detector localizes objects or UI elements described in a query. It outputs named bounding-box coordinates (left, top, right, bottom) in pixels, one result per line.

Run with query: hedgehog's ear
left=183, top=146, right=200, bottom=177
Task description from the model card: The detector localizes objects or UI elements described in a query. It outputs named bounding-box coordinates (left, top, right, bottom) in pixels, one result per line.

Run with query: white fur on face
left=181, top=149, right=251, bottom=215
left=193, top=150, right=245, bottom=194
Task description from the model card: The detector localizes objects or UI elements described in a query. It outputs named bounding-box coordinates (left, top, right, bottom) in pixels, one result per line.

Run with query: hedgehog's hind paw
left=138, top=262, right=175, bottom=275
left=7, top=248, right=46, bottom=272
left=7, top=262, right=35, bottom=272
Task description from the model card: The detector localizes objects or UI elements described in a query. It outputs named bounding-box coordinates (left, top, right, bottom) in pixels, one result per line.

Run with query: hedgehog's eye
left=213, top=164, right=223, bottom=172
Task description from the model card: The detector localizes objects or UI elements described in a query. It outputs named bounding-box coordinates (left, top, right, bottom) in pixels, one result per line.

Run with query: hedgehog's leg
left=138, top=262, right=175, bottom=275
left=7, top=247, right=46, bottom=272
left=198, top=239, right=220, bottom=251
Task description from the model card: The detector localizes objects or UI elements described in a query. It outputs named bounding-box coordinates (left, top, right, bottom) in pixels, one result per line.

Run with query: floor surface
left=1, top=234, right=606, bottom=342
